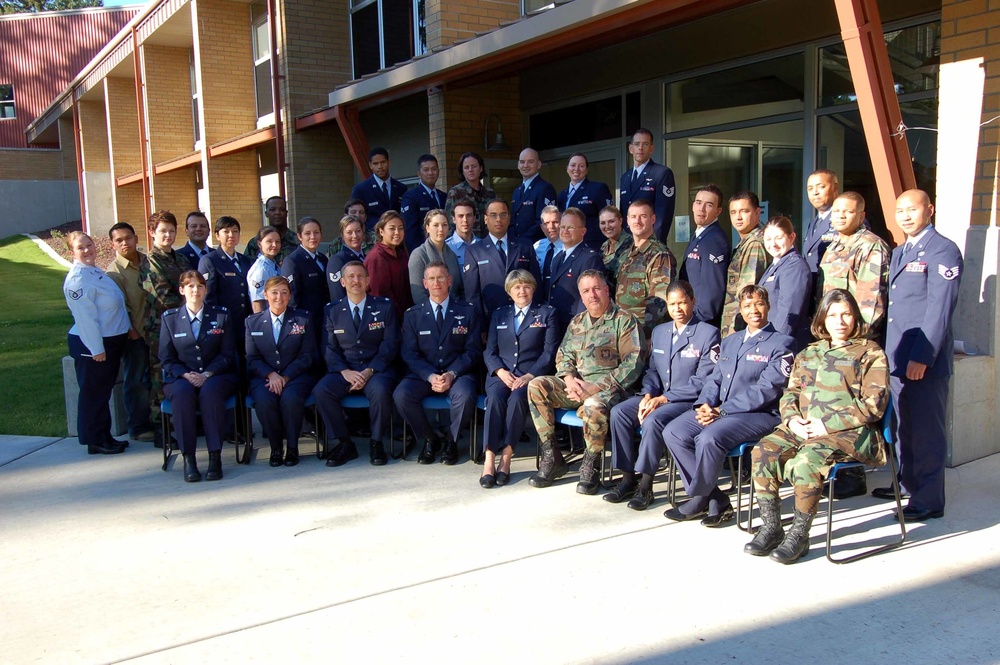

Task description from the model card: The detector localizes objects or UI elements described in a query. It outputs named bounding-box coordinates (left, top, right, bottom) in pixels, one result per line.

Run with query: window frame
left=0, top=84, right=15, bottom=120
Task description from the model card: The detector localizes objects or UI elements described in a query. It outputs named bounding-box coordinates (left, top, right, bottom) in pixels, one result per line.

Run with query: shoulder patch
left=937, top=264, right=960, bottom=281
left=286, top=274, right=294, bottom=283
left=69, top=288, right=83, bottom=300
left=330, top=271, right=342, bottom=282
left=709, top=343, right=721, bottom=364
left=663, top=186, right=674, bottom=197
left=780, top=352, right=794, bottom=377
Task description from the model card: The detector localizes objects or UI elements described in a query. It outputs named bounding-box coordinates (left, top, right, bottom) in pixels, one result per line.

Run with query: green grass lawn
left=0, top=236, right=73, bottom=436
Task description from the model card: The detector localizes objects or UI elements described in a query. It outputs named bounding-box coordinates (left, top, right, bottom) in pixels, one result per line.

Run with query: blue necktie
left=191, top=316, right=201, bottom=338
left=273, top=316, right=282, bottom=343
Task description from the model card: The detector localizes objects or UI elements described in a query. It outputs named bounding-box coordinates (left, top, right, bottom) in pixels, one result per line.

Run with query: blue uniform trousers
left=663, top=410, right=779, bottom=497
left=69, top=332, right=127, bottom=447
left=482, top=376, right=530, bottom=454
left=312, top=372, right=395, bottom=442
left=891, top=374, right=949, bottom=512
left=163, top=374, right=237, bottom=455
left=393, top=375, right=477, bottom=443
left=250, top=374, right=316, bottom=452
left=121, top=336, right=152, bottom=436
left=609, top=396, right=692, bottom=474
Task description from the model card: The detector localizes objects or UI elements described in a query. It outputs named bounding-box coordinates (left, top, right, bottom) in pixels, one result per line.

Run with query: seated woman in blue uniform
left=159, top=271, right=238, bottom=482
left=661, top=284, right=795, bottom=527
left=758, top=215, right=812, bottom=351
left=247, top=225, right=282, bottom=313
left=245, top=276, right=318, bottom=467
left=480, top=269, right=559, bottom=488
left=605, top=280, right=721, bottom=510
left=744, top=289, right=889, bottom=563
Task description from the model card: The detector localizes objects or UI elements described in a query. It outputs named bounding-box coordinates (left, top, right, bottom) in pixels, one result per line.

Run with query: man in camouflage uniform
left=139, top=210, right=192, bottom=446
left=244, top=195, right=299, bottom=265
left=615, top=198, right=676, bottom=341
left=817, top=191, right=890, bottom=337
left=528, top=269, right=644, bottom=494
left=719, top=190, right=769, bottom=338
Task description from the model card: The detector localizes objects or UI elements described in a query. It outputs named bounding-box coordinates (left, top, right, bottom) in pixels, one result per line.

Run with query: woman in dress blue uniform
left=480, top=270, right=559, bottom=488
left=62, top=232, right=131, bottom=455
left=661, top=285, right=795, bottom=527
left=281, top=217, right=329, bottom=349
left=408, top=209, right=463, bottom=305
left=758, top=216, right=813, bottom=351
left=247, top=225, right=282, bottom=313
left=245, top=276, right=318, bottom=467
left=327, top=215, right=368, bottom=304
left=160, top=271, right=238, bottom=482
left=199, top=216, right=253, bottom=355
left=557, top=153, right=615, bottom=248
left=605, top=280, right=721, bottom=510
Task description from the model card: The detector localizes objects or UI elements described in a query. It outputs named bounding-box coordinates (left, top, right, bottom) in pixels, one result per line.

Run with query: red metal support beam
left=334, top=105, right=371, bottom=178
left=267, top=0, right=286, bottom=201
left=72, top=97, right=88, bottom=234
left=834, top=0, right=914, bottom=245
left=131, top=26, right=152, bottom=229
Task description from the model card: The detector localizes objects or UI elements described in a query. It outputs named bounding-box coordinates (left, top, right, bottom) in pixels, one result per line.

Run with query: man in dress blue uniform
left=176, top=212, right=212, bottom=268
left=875, top=189, right=962, bottom=521
left=350, top=147, right=408, bottom=229
left=546, top=208, right=604, bottom=333
left=557, top=153, right=615, bottom=248
left=802, top=169, right=839, bottom=277
left=401, top=154, right=448, bottom=253
left=619, top=128, right=676, bottom=243
left=510, top=148, right=557, bottom=243
left=394, top=262, right=481, bottom=465
left=534, top=206, right=564, bottom=299
left=462, top=199, right=541, bottom=320
left=679, top=185, right=730, bottom=327
left=662, top=285, right=794, bottom=526
left=313, top=262, right=400, bottom=467
left=199, top=216, right=253, bottom=355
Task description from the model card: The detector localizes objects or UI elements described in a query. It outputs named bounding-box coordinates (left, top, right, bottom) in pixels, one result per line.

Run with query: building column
left=104, top=76, right=146, bottom=239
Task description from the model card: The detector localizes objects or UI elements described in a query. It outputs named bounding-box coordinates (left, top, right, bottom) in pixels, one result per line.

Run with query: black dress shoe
left=183, top=454, right=202, bottom=482
left=896, top=506, right=944, bottom=521
left=106, top=435, right=129, bottom=449
left=603, top=479, right=637, bottom=503
left=873, top=486, right=909, bottom=500
left=627, top=486, right=654, bottom=511
left=480, top=474, right=496, bottom=488
left=495, top=471, right=510, bottom=487
left=417, top=439, right=436, bottom=464
left=205, top=451, right=223, bottom=481
left=440, top=439, right=458, bottom=465
left=269, top=451, right=284, bottom=467
left=87, top=442, right=126, bottom=455
left=701, top=506, right=735, bottom=528
left=370, top=440, right=387, bottom=466
left=664, top=505, right=708, bottom=522
left=284, top=448, right=299, bottom=467
left=326, top=440, right=359, bottom=467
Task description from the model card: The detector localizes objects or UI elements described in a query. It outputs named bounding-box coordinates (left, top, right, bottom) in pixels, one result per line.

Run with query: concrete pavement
left=1, top=435, right=999, bottom=664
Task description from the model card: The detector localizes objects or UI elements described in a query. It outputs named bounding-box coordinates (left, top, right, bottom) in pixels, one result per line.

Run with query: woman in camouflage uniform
left=598, top=205, right=632, bottom=295
left=444, top=152, right=495, bottom=238
left=745, top=288, right=889, bottom=564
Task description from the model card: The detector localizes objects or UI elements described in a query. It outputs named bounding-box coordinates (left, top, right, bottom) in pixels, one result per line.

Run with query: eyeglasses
left=559, top=225, right=583, bottom=232
left=487, top=212, right=510, bottom=220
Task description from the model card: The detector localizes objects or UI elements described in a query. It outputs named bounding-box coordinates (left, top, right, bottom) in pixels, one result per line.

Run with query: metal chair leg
left=161, top=413, right=172, bottom=471
left=825, top=456, right=907, bottom=564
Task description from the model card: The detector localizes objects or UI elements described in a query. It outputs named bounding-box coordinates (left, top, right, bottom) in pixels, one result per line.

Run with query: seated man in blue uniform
left=678, top=185, right=730, bottom=327
left=605, top=280, right=721, bottom=510
left=546, top=208, right=604, bottom=333
left=619, top=128, right=676, bottom=243
left=661, top=285, right=794, bottom=527
left=350, top=147, right=408, bottom=229
left=393, top=262, right=482, bottom=465
left=462, top=199, right=541, bottom=320
left=401, top=154, right=448, bottom=253
left=510, top=148, right=557, bottom=243
left=313, top=261, right=400, bottom=467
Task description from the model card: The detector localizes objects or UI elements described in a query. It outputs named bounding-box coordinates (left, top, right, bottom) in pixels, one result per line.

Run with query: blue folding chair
left=825, top=404, right=907, bottom=563
left=339, top=393, right=399, bottom=459
left=160, top=394, right=239, bottom=471
left=244, top=393, right=323, bottom=464
left=663, top=439, right=758, bottom=530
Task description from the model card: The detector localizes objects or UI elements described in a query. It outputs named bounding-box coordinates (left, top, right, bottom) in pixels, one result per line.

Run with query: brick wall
left=78, top=100, right=110, bottom=172
left=152, top=169, right=199, bottom=239
left=425, top=0, right=521, bottom=50
left=104, top=76, right=141, bottom=179
left=285, top=122, right=354, bottom=238
left=204, top=151, right=261, bottom=238
left=279, top=0, right=352, bottom=117
left=0, top=147, right=74, bottom=180
left=144, top=45, right=196, bottom=163
left=114, top=182, right=147, bottom=241
left=940, top=0, right=1000, bottom=225
left=428, top=77, right=522, bottom=189
left=194, top=0, right=257, bottom=146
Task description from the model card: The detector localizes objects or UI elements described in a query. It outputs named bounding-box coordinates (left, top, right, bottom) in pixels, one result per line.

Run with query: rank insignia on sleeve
left=709, top=344, right=721, bottom=364
left=203, top=272, right=210, bottom=280
left=69, top=288, right=83, bottom=300
left=709, top=254, right=725, bottom=264
left=286, top=275, right=294, bottom=283
left=253, top=281, right=261, bottom=289
left=663, top=186, right=674, bottom=197
left=330, top=271, right=342, bottom=282
left=780, top=352, right=794, bottom=377
left=938, top=265, right=960, bottom=280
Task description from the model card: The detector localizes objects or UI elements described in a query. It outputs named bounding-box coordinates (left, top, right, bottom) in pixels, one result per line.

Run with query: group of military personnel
left=99, top=136, right=961, bottom=551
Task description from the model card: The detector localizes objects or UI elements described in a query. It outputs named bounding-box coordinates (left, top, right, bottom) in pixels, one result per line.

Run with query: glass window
left=529, top=95, right=624, bottom=151
left=251, top=5, right=273, bottom=120
left=523, top=0, right=555, bottom=14
left=819, top=20, right=939, bottom=108
left=0, top=84, right=14, bottom=120
left=351, top=0, right=420, bottom=78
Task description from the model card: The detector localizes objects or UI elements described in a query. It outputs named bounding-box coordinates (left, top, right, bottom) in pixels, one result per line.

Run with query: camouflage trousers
left=752, top=426, right=851, bottom=515
left=527, top=376, right=620, bottom=453
left=147, top=330, right=164, bottom=425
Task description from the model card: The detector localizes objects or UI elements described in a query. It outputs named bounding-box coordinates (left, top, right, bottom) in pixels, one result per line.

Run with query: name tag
left=333, top=329, right=346, bottom=334
left=652, top=348, right=665, bottom=355
left=478, top=260, right=490, bottom=265
left=308, top=273, right=319, bottom=277
left=745, top=353, right=769, bottom=363
left=225, top=272, right=236, bottom=277
left=905, top=262, right=927, bottom=273
left=420, top=330, right=432, bottom=335
left=681, top=348, right=702, bottom=358
left=497, top=325, right=509, bottom=330
left=251, top=331, right=264, bottom=336
left=173, top=332, right=187, bottom=338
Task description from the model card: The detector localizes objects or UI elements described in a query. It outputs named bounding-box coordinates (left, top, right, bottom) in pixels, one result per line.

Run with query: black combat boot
left=576, top=449, right=601, bottom=495
left=182, top=454, right=202, bottom=483
left=744, top=496, right=784, bottom=556
left=205, top=451, right=223, bottom=481
left=529, top=440, right=567, bottom=488
left=769, top=508, right=814, bottom=564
